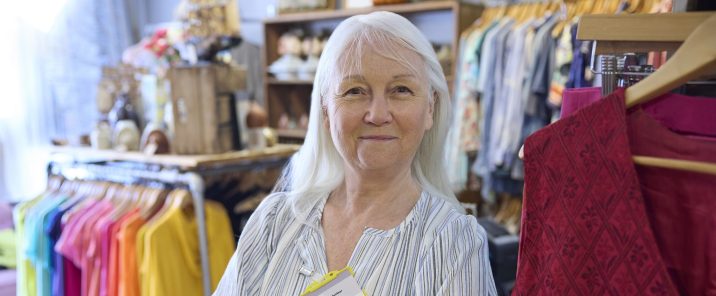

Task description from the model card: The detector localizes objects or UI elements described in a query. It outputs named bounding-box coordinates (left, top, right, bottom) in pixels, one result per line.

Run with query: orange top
left=108, top=209, right=138, bottom=296
left=116, top=211, right=146, bottom=296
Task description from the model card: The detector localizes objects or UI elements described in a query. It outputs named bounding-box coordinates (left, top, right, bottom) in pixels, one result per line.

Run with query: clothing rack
left=577, top=12, right=716, bottom=96
left=47, top=162, right=214, bottom=296
left=46, top=144, right=299, bottom=296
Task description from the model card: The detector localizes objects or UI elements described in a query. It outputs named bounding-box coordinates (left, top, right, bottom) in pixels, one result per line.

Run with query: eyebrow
left=392, top=74, right=416, bottom=79
left=340, top=74, right=416, bottom=81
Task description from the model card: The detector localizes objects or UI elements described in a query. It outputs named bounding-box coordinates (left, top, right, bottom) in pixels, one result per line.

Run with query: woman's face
left=324, top=46, right=434, bottom=174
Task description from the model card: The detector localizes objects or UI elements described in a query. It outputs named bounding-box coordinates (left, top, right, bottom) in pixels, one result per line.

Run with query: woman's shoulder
left=418, top=192, right=487, bottom=248
left=249, top=192, right=294, bottom=228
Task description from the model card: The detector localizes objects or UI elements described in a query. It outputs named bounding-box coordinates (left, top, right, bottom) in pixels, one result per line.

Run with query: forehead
left=335, top=39, right=425, bottom=79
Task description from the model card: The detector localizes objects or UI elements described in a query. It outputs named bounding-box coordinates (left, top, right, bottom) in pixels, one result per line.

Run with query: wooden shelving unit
left=262, top=1, right=483, bottom=142
left=50, top=144, right=300, bottom=170
left=267, top=77, right=313, bottom=85
left=266, top=1, right=466, bottom=24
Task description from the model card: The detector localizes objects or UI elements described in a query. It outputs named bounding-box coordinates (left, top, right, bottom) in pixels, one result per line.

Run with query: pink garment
left=562, top=87, right=716, bottom=139
left=80, top=203, right=114, bottom=296
left=55, top=201, right=102, bottom=267
left=56, top=200, right=113, bottom=296
left=89, top=211, right=118, bottom=296
left=560, top=87, right=602, bottom=118
left=56, top=201, right=99, bottom=296
left=98, top=217, right=116, bottom=296
left=62, top=233, right=81, bottom=296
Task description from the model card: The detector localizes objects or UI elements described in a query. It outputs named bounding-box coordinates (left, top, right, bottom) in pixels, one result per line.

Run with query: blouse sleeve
left=212, top=193, right=285, bottom=296
left=415, top=215, right=498, bottom=295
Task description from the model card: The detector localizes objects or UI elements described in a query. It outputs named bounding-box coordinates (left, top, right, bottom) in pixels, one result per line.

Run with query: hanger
left=610, top=0, right=622, bottom=13
left=59, top=179, right=77, bottom=196
left=551, top=0, right=575, bottom=37
left=47, top=176, right=64, bottom=192
left=512, top=3, right=528, bottom=27
left=145, top=188, right=193, bottom=226
left=169, top=188, right=193, bottom=211
left=140, top=187, right=169, bottom=220
left=624, top=15, right=716, bottom=175
left=91, top=181, right=111, bottom=199
left=495, top=3, right=508, bottom=19
left=110, top=184, right=144, bottom=220
left=643, top=0, right=656, bottom=13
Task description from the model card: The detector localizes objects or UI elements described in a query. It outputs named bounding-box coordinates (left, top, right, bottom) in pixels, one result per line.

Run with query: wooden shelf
left=50, top=144, right=300, bottom=169
left=578, top=12, right=716, bottom=55
left=265, top=1, right=458, bottom=24
left=277, top=129, right=307, bottom=139
left=267, top=77, right=314, bottom=85
left=578, top=12, right=716, bottom=42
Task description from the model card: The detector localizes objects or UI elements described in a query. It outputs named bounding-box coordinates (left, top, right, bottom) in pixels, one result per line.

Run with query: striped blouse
left=213, top=191, right=497, bottom=295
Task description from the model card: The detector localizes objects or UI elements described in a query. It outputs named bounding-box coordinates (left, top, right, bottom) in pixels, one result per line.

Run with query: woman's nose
left=363, top=95, right=392, bottom=126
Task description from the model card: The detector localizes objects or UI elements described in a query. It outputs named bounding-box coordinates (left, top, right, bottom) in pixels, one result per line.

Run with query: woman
left=214, top=11, right=496, bottom=295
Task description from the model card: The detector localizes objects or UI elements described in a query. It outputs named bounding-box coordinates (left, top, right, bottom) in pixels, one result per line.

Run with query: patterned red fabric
left=514, top=88, right=716, bottom=295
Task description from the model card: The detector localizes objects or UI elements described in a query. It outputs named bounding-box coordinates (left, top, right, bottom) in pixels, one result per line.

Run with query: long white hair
left=274, top=11, right=461, bottom=216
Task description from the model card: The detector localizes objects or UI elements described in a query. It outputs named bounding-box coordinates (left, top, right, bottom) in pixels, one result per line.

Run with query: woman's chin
left=355, top=154, right=404, bottom=172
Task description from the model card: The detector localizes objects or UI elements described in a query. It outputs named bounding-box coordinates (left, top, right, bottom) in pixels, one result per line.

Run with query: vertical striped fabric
left=213, top=192, right=497, bottom=295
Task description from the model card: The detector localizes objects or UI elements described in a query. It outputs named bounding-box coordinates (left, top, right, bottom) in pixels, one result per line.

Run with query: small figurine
left=113, top=120, right=141, bottom=151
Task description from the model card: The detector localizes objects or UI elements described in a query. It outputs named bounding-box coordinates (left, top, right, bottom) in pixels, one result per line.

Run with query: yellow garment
left=0, top=229, right=17, bottom=268
left=13, top=195, right=43, bottom=296
left=135, top=224, right=147, bottom=295
left=140, top=200, right=234, bottom=296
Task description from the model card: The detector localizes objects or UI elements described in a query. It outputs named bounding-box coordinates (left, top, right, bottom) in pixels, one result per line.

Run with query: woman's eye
left=395, top=86, right=413, bottom=94
left=344, top=87, right=364, bottom=96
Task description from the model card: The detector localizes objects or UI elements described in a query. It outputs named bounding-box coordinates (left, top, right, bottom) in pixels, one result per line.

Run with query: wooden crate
left=168, top=64, right=246, bottom=154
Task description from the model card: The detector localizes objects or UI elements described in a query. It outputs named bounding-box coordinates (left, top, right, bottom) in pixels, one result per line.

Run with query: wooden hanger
left=169, top=188, right=193, bottom=211
left=625, top=14, right=716, bottom=175
left=92, top=181, right=111, bottom=199
left=462, top=7, right=488, bottom=37
left=47, top=176, right=64, bottom=192
left=146, top=188, right=193, bottom=225
left=610, top=0, right=623, bottom=13
left=495, top=3, right=508, bottom=19
left=551, top=0, right=575, bottom=38
left=140, top=187, right=169, bottom=220
left=59, top=179, right=77, bottom=196
left=110, top=184, right=144, bottom=220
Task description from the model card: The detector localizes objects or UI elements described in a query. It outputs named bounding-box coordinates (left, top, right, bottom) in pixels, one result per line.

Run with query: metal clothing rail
left=48, top=162, right=213, bottom=296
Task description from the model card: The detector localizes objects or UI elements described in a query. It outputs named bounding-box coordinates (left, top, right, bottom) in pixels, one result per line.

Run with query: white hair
left=274, top=11, right=461, bottom=216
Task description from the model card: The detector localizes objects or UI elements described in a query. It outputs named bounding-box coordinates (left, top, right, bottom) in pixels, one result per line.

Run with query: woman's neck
left=329, top=165, right=421, bottom=219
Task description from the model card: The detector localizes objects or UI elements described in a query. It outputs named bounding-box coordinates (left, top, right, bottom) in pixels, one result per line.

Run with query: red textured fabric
left=516, top=89, right=716, bottom=295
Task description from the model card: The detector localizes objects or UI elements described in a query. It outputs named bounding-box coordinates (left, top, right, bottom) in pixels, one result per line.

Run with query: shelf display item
left=90, top=121, right=113, bottom=150
left=268, top=32, right=303, bottom=80
left=108, top=93, right=142, bottom=128
left=141, top=122, right=171, bottom=155
left=277, top=0, right=333, bottom=14
left=246, top=101, right=269, bottom=150
left=113, top=120, right=141, bottom=151
left=298, top=36, right=322, bottom=80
